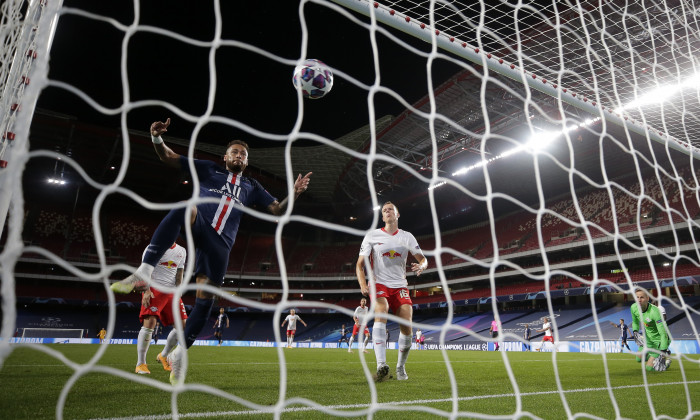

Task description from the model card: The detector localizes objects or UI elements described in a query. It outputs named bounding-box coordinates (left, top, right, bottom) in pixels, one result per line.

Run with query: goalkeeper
left=631, top=287, right=671, bottom=372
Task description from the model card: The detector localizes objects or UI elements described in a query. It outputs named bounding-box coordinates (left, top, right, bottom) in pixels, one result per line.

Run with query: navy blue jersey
left=180, top=157, right=276, bottom=249
left=215, top=313, right=229, bottom=331
left=619, top=321, right=629, bottom=339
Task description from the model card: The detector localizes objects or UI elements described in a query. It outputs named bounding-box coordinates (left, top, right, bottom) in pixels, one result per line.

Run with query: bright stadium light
left=526, top=130, right=560, bottom=151
left=615, top=72, right=700, bottom=113
left=451, top=74, right=700, bottom=180
left=428, top=181, right=447, bottom=190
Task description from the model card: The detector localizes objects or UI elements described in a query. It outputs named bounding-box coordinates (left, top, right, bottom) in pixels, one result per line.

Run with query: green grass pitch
left=1, top=344, right=699, bottom=419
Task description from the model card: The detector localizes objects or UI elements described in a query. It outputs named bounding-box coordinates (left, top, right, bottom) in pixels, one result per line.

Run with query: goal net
left=1, top=0, right=699, bottom=419
left=21, top=328, right=84, bottom=339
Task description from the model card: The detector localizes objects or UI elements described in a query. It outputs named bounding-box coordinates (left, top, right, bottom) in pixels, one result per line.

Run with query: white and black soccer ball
left=292, top=59, right=333, bottom=99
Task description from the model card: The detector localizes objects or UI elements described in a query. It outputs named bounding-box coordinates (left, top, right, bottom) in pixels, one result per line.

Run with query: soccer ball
left=292, top=59, right=333, bottom=99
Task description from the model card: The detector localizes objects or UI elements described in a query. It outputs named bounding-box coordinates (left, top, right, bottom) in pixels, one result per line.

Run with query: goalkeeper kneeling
left=631, top=287, right=672, bottom=372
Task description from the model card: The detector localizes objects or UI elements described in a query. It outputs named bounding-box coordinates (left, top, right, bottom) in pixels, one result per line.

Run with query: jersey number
left=400, top=289, right=409, bottom=299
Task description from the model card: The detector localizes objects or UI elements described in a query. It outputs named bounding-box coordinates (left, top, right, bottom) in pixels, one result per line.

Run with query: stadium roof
left=23, top=0, right=700, bottom=235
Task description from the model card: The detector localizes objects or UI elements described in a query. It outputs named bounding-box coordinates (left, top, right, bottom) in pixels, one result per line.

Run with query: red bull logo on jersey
left=159, top=260, right=178, bottom=268
left=381, top=250, right=402, bottom=259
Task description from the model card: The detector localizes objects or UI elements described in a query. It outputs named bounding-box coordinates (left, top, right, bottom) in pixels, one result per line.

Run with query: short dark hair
left=225, top=140, right=249, bottom=154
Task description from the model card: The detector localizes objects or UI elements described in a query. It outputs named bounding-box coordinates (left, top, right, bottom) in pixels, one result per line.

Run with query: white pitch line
left=4, top=357, right=635, bottom=368
left=90, top=380, right=700, bottom=420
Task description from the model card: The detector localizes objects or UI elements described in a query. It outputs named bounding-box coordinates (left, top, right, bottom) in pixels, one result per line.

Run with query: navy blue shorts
left=191, top=211, right=231, bottom=287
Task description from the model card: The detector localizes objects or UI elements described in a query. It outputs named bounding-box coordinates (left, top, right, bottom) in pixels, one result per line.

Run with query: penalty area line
left=91, top=380, right=700, bottom=420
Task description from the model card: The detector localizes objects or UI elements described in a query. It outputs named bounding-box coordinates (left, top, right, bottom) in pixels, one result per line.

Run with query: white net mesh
left=1, top=0, right=700, bottom=418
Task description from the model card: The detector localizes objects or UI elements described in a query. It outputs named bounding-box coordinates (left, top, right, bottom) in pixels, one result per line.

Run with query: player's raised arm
left=268, top=172, right=312, bottom=215
left=150, top=118, right=182, bottom=169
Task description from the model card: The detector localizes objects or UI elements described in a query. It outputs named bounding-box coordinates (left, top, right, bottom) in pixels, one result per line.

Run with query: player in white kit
left=281, top=309, right=307, bottom=348
left=135, top=243, right=188, bottom=375
left=348, top=298, right=370, bottom=353
left=356, top=202, right=427, bottom=381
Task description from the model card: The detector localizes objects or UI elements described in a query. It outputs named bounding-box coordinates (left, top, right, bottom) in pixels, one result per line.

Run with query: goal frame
left=0, top=0, right=63, bottom=240
left=21, top=327, right=85, bottom=339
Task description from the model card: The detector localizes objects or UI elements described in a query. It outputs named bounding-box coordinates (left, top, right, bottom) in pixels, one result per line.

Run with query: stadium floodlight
left=452, top=72, right=699, bottom=180
left=526, top=130, right=560, bottom=151
left=427, top=181, right=447, bottom=190
left=615, top=72, right=700, bottom=114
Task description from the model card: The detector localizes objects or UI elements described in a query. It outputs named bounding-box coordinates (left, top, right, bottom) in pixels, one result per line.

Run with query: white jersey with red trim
left=284, top=314, right=301, bottom=330
left=359, top=228, right=424, bottom=289
left=354, top=305, right=369, bottom=324
left=141, top=244, right=186, bottom=288
left=543, top=322, right=553, bottom=337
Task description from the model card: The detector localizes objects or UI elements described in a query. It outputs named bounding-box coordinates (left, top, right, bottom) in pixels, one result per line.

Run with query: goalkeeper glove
left=632, top=331, right=645, bottom=346
left=662, top=349, right=672, bottom=369
left=653, top=355, right=668, bottom=371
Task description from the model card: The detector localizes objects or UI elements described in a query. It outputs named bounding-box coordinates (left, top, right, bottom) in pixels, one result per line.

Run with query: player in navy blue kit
left=338, top=324, right=349, bottom=348
left=112, top=118, right=311, bottom=384
left=213, top=307, right=229, bottom=346
left=610, top=318, right=632, bottom=352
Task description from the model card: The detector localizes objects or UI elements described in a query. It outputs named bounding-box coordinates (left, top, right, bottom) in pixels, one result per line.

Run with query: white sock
left=348, top=335, right=355, bottom=350
left=397, top=333, right=412, bottom=368
left=162, top=329, right=178, bottom=356
left=135, top=263, right=154, bottom=280
left=364, top=335, right=369, bottom=349
left=373, top=322, right=387, bottom=367
left=137, top=327, right=153, bottom=366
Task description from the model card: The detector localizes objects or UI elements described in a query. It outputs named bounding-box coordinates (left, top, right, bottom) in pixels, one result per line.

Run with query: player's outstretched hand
left=150, top=118, right=171, bottom=137
left=294, top=172, right=312, bottom=195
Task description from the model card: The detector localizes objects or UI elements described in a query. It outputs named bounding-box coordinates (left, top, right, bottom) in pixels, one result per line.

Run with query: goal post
left=20, top=328, right=84, bottom=339
left=0, top=0, right=63, bottom=240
